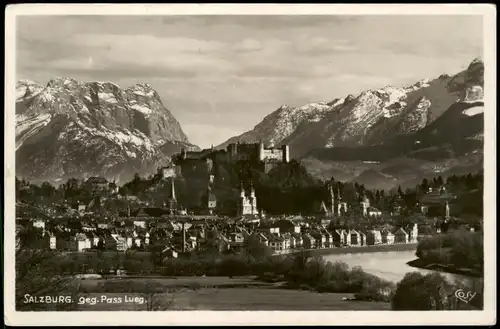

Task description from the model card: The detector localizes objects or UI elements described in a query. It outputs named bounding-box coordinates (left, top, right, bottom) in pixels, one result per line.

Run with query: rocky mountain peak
left=344, top=94, right=356, bottom=104
left=465, top=57, right=484, bottom=86
left=46, top=76, right=80, bottom=88
left=15, top=77, right=198, bottom=183
left=469, top=57, right=483, bottom=66
left=217, top=58, right=484, bottom=161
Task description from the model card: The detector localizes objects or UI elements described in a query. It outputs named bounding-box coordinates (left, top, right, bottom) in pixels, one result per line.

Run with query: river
left=322, top=250, right=469, bottom=283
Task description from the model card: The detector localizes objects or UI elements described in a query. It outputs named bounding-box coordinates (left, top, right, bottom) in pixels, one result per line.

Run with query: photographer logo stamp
left=454, top=289, right=477, bottom=303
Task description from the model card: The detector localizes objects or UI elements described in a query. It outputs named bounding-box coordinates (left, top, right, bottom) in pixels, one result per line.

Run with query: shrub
left=415, top=230, right=483, bottom=272
left=392, top=272, right=458, bottom=310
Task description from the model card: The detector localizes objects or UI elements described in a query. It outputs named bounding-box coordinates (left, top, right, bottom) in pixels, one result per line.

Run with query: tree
left=392, top=272, right=455, bottom=310
left=291, top=247, right=312, bottom=271
left=421, top=178, right=429, bottom=192
left=142, top=283, right=176, bottom=311
left=119, top=186, right=130, bottom=196
left=243, top=235, right=273, bottom=260
left=16, top=249, right=80, bottom=311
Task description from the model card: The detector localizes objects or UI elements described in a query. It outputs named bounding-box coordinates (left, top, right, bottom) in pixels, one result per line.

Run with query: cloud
left=294, top=36, right=358, bottom=54
left=233, top=38, right=263, bottom=52
left=160, top=15, right=359, bottom=30
left=72, top=34, right=226, bottom=54
left=16, top=15, right=484, bottom=148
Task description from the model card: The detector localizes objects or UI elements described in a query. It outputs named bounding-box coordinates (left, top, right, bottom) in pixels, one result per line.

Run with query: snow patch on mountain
left=462, top=106, right=484, bottom=117
left=131, top=104, right=152, bottom=115
left=15, top=113, right=52, bottom=150
left=397, top=97, right=431, bottom=133
left=15, top=77, right=198, bottom=183
left=98, top=92, right=119, bottom=104
left=463, top=85, right=484, bottom=102
left=16, top=80, right=44, bottom=101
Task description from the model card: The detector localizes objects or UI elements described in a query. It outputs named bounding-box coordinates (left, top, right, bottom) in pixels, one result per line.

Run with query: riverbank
left=406, top=258, right=482, bottom=278
left=282, top=243, right=418, bottom=257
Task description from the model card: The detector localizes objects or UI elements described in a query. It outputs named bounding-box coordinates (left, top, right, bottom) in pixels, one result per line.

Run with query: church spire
left=250, top=181, right=255, bottom=198
left=167, top=177, right=177, bottom=214
left=329, top=183, right=335, bottom=215
left=240, top=181, right=245, bottom=198
left=445, top=201, right=450, bottom=219
left=170, top=177, right=176, bottom=202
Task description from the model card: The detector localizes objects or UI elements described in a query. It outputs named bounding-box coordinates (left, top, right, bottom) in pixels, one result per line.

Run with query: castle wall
left=160, top=167, right=176, bottom=179
left=226, top=143, right=260, bottom=162
left=264, top=163, right=279, bottom=173
left=177, top=159, right=210, bottom=178
left=213, top=151, right=229, bottom=163
left=282, top=145, right=290, bottom=163
left=259, top=149, right=284, bottom=162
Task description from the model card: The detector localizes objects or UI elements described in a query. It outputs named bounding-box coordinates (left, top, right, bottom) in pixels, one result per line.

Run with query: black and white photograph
left=4, top=4, right=496, bottom=326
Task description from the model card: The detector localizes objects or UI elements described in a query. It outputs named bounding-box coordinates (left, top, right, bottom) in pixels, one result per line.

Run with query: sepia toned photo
left=4, top=4, right=496, bottom=326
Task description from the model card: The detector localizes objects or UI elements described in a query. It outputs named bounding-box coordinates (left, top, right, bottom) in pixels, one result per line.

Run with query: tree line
left=15, top=164, right=483, bottom=218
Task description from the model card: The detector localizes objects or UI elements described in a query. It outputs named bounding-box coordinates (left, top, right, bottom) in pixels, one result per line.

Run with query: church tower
left=240, top=181, right=245, bottom=198
left=167, top=177, right=177, bottom=214
left=329, top=183, right=335, bottom=215
left=361, top=194, right=370, bottom=217
left=249, top=181, right=257, bottom=214
left=445, top=201, right=450, bottom=221
left=238, top=181, right=258, bottom=216
left=207, top=185, right=217, bottom=214
left=250, top=181, right=255, bottom=198
left=336, top=187, right=343, bottom=216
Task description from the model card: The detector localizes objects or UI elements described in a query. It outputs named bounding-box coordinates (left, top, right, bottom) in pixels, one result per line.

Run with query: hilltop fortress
left=155, top=142, right=290, bottom=216
left=168, top=142, right=290, bottom=178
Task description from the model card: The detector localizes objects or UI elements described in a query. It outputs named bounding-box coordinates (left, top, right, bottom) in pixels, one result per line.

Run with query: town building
left=381, top=229, right=395, bottom=245
left=367, top=207, right=382, bottom=217
left=366, top=229, right=383, bottom=245
left=84, top=177, right=109, bottom=194
left=393, top=227, right=409, bottom=244
left=419, top=186, right=456, bottom=217
left=302, top=233, right=316, bottom=249
left=361, top=195, right=371, bottom=217
left=348, top=229, right=361, bottom=246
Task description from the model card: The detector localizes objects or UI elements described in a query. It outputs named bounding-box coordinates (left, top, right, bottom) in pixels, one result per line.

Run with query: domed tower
left=250, top=181, right=255, bottom=198
left=249, top=181, right=257, bottom=214
left=240, top=181, right=246, bottom=198
left=361, top=194, right=370, bottom=217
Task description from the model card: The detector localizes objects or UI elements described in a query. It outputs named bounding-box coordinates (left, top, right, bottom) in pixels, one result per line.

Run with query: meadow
left=76, top=276, right=390, bottom=311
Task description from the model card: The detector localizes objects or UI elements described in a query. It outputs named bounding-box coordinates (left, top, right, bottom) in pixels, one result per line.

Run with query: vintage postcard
left=4, top=3, right=496, bottom=326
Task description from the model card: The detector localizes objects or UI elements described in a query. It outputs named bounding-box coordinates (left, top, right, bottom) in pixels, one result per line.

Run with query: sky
left=16, top=15, right=483, bottom=148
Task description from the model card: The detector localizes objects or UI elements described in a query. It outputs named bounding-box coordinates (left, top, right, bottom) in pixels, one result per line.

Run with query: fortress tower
left=257, top=142, right=290, bottom=163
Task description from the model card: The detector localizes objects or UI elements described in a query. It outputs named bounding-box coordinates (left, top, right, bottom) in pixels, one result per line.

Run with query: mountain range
left=217, top=58, right=484, bottom=190
left=15, top=78, right=199, bottom=184
left=15, top=58, right=484, bottom=190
